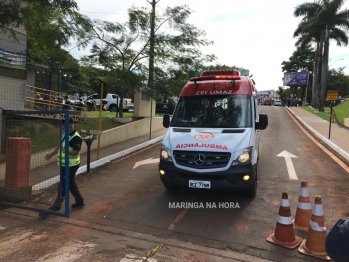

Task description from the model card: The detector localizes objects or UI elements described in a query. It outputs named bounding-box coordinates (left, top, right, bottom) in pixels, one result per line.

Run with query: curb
left=32, top=136, right=164, bottom=190
left=287, top=107, right=349, bottom=166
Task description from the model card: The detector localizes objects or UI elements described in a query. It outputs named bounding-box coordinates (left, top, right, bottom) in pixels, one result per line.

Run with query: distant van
left=158, top=69, right=268, bottom=197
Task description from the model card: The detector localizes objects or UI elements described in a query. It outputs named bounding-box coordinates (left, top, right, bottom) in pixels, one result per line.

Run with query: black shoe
left=71, top=198, right=85, bottom=208
left=49, top=197, right=63, bottom=211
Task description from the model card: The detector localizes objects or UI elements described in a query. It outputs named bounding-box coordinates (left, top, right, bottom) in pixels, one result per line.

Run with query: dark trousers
left=57, top=164, right=83, bottom=202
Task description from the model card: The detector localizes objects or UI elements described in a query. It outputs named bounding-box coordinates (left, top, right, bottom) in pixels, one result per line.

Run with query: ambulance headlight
left=235, top=147, right=252, bottom=164
left=160, top=145, right=172, bottom=161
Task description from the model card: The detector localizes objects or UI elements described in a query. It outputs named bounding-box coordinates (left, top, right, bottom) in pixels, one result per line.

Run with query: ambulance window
left=171, top=95, right=252, bottom=128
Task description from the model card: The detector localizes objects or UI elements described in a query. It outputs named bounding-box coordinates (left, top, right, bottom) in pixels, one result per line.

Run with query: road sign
left=326, top=90, right=339, bottom=100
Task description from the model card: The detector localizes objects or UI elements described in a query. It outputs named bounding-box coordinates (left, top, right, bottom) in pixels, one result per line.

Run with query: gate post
left=0, top=107, right=4, bottom=154
left=3, top=137, right=32, bottom=202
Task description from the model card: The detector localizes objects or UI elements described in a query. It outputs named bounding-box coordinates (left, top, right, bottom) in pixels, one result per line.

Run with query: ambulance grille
left=173, top=150, right=231, bottom=169
left=173, top=128, right=191, bottom=133
left=222, top=129, right=245, bottom=133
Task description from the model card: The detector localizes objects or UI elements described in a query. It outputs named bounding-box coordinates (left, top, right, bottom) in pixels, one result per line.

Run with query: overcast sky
left=73, top=0, right=349, bottom=91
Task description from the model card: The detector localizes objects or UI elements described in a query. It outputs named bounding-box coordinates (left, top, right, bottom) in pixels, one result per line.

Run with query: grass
left=77, top=110, right=166, bottom=133
left=79, top=111, right=136, bottom=132
left=300, top=106, right=332, bottom=122
left=3, top=109, right=164, bottom=156
left=300, top=100, right=349, bottom=124
left=332, top=101, right=349, bottom=124
left=3, top=111, right=143, bottom=155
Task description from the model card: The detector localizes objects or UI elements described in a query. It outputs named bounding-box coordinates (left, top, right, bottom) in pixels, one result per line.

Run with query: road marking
left=0, top=231, right=33, bottom=249
left=133, top=158, right=160, bottom=169
left=36, top=240, right=96, bottom=262
left=120, top=254, right=157, bottom=262
left=168, top=198, right=195, bottom=230
left=277, top=150, right=298, bottom=180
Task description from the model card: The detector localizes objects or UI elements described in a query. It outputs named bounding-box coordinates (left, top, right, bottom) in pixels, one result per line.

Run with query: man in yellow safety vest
left=45, top=118, right=85, bottom=211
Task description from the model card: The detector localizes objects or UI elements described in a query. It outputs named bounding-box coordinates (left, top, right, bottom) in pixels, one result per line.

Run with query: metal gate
left=0, top=109, right=72, bottom=218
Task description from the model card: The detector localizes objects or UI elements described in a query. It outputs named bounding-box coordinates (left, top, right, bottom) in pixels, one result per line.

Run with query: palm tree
left=294, top=20, right=322, bottom=108
left=294, top=0, right=349, bottom=111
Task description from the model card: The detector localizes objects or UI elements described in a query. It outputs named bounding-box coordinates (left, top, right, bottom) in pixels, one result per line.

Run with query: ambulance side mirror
left=163, top=114, right=170, bottom=128
left=256, top=114, right=268, bottom=130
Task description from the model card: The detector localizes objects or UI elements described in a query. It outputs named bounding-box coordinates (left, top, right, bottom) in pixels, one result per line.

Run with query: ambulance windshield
left=171, top=95, right=252, bottom=128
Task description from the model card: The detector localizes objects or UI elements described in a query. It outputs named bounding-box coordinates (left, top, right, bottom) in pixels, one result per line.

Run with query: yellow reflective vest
left=57, top=131, right=81, bottom=167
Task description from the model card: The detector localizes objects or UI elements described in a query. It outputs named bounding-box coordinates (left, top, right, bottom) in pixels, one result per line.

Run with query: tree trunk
left=311, top=43, right=320, bottom=107
left=119, top=88, right=125, bottom=118
left=316, top=39, right=324, bottom=109
left=148, top=0, right=156, bottom=93
left=319, top=27, right=330, bottom=112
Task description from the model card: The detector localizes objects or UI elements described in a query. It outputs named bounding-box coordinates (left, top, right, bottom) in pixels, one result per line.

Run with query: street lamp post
left=328, top=59, right=343, bottom=68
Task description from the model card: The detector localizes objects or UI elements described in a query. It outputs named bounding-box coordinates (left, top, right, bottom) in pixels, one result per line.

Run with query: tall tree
left=281, top=44, right=314, bottom=103
left=0, top=0, right=78, bottom=32
left=146, top=0, right=157, bottom=139
left=294, top=0, right=349, bottom=111
left=76, top=4, right=215, bottom=117
left=327, top=68, right=349, bottom=97
left=0, top=0, right=90, bottom=94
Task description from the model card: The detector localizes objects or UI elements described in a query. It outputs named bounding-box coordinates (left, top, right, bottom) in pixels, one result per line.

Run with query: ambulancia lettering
left=175, top=143, right=228, bottom=150
left=194, top=132, right=214, bottom=141
left=210, top=90, right=233, bottom=95
left=195, top=90, right=233, bottom=95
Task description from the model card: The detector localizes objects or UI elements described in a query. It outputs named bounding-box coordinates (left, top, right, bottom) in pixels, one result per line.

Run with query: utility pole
left=147, top=0, right=159, bottom=140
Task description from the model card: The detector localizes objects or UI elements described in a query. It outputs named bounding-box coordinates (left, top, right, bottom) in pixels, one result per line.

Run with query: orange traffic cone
left=298, top=195, right=331, bottom=260
left=267, top=191, right=303, bottom=249
left=293, top=180, right=312, bottom=231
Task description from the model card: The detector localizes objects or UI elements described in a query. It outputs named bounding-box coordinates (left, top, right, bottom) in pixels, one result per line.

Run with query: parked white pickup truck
left=104, top=93, right=133, bottom=112
left=85, top=93, right=106, bottom=107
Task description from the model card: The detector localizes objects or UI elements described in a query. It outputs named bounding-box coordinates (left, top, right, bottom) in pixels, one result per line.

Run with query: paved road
left=1, top=106, right=348, bottom=261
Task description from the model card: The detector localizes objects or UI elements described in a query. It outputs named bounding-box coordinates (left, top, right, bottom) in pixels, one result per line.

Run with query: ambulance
left=158, top=69, right=268, bottom=197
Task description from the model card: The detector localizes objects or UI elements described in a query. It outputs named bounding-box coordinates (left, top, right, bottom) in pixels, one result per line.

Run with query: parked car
left=274, top=100, right=282, bottom=106
left=103, top=93, right=133, bottom=112
left=262, top=99, right=273, bottom=106
left=85, top=93, right=108, bottom=108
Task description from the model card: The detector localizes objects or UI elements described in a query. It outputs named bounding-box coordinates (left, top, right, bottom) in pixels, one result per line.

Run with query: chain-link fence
left=0, top=109, right=71, bottom=218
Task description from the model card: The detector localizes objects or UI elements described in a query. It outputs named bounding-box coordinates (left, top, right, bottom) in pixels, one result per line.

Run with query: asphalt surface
left=1, top=105, right=349, bottom=261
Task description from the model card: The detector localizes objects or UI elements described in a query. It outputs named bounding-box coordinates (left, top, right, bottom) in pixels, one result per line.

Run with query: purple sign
left=285, top=71, right=309, bottom=86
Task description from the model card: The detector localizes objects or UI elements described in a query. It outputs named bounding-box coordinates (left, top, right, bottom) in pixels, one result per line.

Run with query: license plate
left=189, top=180, right=211, bottom=189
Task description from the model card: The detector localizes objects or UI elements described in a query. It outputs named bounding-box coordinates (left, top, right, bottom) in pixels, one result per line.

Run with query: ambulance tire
left=243, top=165, right=257, bottom=198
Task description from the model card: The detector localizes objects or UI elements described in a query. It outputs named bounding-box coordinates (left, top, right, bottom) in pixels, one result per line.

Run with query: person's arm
left=45, top=145, right=59, bottom=161
left=67, top=135, right=82, bottom=156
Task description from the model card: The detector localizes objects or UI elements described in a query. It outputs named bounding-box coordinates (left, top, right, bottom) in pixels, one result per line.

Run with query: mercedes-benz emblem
left=194, top=154, right=206, bottom=165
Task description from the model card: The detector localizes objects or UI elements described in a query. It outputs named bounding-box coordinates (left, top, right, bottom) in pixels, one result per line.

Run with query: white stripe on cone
left=281, top=199, right=289, bottom=207
left=277, top=215, right=292, bottom=225
left=297, top=202, right=311, bottom=209
left=300, top=188, right=309, bottom=197
left=312, top=204, right=324, bottom=216
left=310, top=220, right=326, bottom=231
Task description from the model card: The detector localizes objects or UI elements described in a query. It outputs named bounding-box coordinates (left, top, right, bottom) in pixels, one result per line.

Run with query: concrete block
left=344, top=118, right=349, bottom=127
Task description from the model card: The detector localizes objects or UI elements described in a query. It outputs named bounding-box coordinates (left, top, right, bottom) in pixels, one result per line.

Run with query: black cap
left=326, top=217, right=349, bottom=261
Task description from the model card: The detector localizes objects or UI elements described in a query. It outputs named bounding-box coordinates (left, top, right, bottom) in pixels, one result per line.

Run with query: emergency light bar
left=190, top=69, right=241, bottom=82
left=190, top=75, right=241, bottom=82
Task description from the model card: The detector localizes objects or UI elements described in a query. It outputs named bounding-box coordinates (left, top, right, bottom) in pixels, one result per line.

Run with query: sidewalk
left=286, top=106, right=349, bottom=166
left=77, top=127, right=167, bottom=173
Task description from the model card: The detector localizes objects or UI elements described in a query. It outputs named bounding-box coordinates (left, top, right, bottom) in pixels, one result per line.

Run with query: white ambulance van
left=159, top=69, right=268, bottom=197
